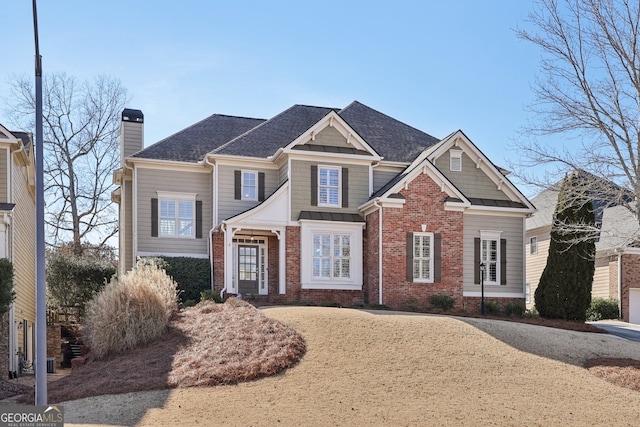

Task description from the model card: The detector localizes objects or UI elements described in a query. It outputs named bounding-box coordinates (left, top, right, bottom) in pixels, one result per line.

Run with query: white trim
left=300, top=221, right=363, bottom=290
left=240, top=170, right=259, bottom=201
left=412, top=232, right=434, bottom=283
left=131, top=159, right=211, bottom=172
left=449, top=149, right=463, bottom=172
left=464, top=291, right=525, bottom=298
left=317, top=165, right=341, bottom=208
left=480, top=230, right=502, bottom=286
left=137, top=251, right=209, bottom=258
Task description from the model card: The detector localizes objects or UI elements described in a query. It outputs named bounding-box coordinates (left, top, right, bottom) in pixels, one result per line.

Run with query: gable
left=434, top=148, right=509, bottom=201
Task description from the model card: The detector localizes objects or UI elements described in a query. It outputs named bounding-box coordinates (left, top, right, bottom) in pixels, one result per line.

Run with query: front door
left=238, top=245, right=259, bottom=295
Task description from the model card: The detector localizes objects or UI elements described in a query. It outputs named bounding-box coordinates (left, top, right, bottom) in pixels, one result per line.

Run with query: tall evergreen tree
left=535, top=172, right=596, bottom=321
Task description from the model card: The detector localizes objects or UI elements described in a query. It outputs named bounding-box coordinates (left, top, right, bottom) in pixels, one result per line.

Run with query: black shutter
left=258, top=172, right=265, bottom=201
left=474, top=237, right=480, bottom=284
left=342, top=167, right=349, bottom=208
left=196, top=201, right=203, bottom=239
left=406, top=232, right=414, bottom=281
left=500, top=239, right=507, bottom=285
left=311, top=165, right=318, bottom=206
left=151, top=198, right=158, bottom=237
left=433, top=233, right=442, bottom=282
left=234, top=170, right=241, bottom=200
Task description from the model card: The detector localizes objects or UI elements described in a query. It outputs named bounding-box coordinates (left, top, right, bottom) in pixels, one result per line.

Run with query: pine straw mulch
left=586, top=358, right=640, bottom=393
left=15, top=298, right=306, bottom=404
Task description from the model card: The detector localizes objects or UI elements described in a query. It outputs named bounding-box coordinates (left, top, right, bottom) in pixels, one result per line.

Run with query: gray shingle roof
left=298, top=211, right=365, bottom=223
left=132, top=114, right=265, bottom=162
left=338, top=101, right=440, bottom=162
left=214, top=105, right=336, bottom=157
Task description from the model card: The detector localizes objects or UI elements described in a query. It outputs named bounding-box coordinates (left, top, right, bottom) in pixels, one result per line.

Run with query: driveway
left=589, top=319, right=640, bottom=342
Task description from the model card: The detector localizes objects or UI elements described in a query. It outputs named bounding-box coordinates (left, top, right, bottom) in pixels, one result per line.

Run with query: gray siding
left=122, top=179, right=134, bottom=273
left=313, top=126, right=348, bottom=148
left=120, top=121, right=143, bottom=165
left=217, top=164, right=279, bottom=221
left=373, top=168, right=402, bottom=194
left=136, top=168, right=211, bottom=256
left=0, top=149, right=7, bottom=202
left=435, top=149, right=510, bottom=200
left=290, top=159, right=369, bottom=221
left=463, top=214, right=525, bottom=295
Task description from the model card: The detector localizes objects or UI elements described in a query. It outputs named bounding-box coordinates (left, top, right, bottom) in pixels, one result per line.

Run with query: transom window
left=318, top=166, right=341, bottom=207
left=313, top=233, right=351, bottom=279
left=157, top=192, right=196, bottom=238
left=242, top=170, right=258, bottom=201
left=413, top=233, right=434, bottom=282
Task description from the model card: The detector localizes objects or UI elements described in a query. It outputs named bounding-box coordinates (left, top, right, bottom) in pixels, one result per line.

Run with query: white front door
left=629, top=288, right=640, bottom=325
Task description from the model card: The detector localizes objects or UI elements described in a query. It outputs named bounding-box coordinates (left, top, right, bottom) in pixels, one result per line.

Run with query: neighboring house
left=526, top=179, right=640, bottom=324
left=0, top=123, right=36, bottom=379
left=113, top=102, right=535, bottom=312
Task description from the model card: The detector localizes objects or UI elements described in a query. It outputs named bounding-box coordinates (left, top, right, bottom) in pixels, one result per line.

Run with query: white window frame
left=413, top=232, right=434, bottom=283
left=300, top=221, right=363, bottom=290
left=241, top=170, right=258, bottom=201
left=529, top=236, right=538, bottom=255
left=450, top=150, right=463, bottom=172
left=318, top=165, right=341, bottom=208
left=157, top=191, right=196, bottom=239
left=480, top=230, right=502, bottom=286
left=312, top=233, right=351, bottom=280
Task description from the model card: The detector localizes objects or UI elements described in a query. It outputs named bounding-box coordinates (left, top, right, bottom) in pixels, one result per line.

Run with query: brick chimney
left=120, top=108, right=144, bottom=166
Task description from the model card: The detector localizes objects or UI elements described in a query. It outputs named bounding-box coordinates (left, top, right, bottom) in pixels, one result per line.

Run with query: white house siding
left=463, top=213, right=525, bottom=295
left=10, top=158, right=36, bottom=361
left=435, top=149, right=511, bottom=201
left=289, top=159, right=369, bottom=222
left=216, top=164, right=279, bottom=222
left=0, top=149, right=7, bottom=201
left=592, top=256, right=613, bottom=299
left=525, top=227, right=551, bottom=308
left=136, top=167, right=211, bottom=256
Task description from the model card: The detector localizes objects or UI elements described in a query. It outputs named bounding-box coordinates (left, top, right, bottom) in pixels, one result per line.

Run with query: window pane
left=160, top=201, right=175, bottom=217
left=178, top=220, right=193, bottom=236
left=178, top=201, right=192, bottom=219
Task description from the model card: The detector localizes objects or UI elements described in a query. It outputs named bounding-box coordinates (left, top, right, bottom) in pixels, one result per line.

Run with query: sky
left=2, top=1, right=549, bottom=197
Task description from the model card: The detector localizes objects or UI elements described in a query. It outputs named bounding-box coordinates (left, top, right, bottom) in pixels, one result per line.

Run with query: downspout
left=219, top=223, right=227, bottom=300
left=204, top=157, right=217, bottom=296
left=373, top=200, right=383, bottom=305
left=617, top=249, right=622, bottom=319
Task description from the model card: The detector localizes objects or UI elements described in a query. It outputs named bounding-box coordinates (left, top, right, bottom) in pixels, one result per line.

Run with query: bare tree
left=3, top=73, right=129, bottom=254
left=512, top=0, right=640, bottom=226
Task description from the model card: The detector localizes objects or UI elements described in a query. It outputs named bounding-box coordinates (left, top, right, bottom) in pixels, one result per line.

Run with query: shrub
left=504, top=300, right=526, bottom=317
left=430, top=294, right=455, bottom=311
left=321, top=301, right=342, bottom=308
left=405, top=298, right=420, bottom=311
left=200, top=289, right=222, bottom=303
left=484, top=301, right=501, bottom=316
left=84, top=261, right=178, bottom=359
left=0, top=258, right=15, bottom=316
left=586, top=298, right=619, bottom=321
left=160, top=257, right=211, bottom=304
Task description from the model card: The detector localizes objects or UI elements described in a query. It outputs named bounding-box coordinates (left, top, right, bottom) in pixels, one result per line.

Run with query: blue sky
left=2, top=1, right=547, bottom=196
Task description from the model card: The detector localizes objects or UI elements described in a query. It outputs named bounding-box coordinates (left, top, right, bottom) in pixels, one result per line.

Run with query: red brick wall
left=620, top=253, right=640, bottom=322
left=364, top=210, right=380, bottom=305
left=376, top=172, right=464, bottom=311
left=212, top=230, right=225, bottom=294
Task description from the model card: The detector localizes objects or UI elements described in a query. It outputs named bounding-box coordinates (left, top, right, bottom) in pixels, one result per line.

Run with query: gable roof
left=214, top=105, right=337, bottom=158
left=132, top=114, right=265, bottom=162
left=338, top=101, right=440, bottom=162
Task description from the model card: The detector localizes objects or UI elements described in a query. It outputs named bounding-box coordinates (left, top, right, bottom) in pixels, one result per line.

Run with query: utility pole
left=33, top=0, right=47, bottom=405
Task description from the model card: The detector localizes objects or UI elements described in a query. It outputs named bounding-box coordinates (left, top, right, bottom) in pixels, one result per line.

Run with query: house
left=526, top=175, right=640, bottom=323
left=0, top=123, right=36, bottom=379
left=113, top=102, right=535, bottom=312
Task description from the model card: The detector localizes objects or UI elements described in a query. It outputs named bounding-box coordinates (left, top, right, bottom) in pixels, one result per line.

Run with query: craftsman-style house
left=0, top=124, right=36, bottom=378
left=113, top=102, right=535, bottom=311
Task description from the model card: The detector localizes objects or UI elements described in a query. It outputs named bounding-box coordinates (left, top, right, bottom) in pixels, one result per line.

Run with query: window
left=480, top=231, right=501, bottom=285
left=313, top=233, right=351, bottom=279
left=413, top=233, right=434, bottom=282
left=241, top=170, right=258, bottom=201
left=450, top=150, right=463, bottom=172
left=530, top=236, right=538, bottom=255
left=318, top=166, right=341, bottom=207
left=156, top=192, right=196, bottom=238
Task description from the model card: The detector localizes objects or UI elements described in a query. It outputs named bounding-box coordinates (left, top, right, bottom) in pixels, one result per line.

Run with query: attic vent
left=450, top=150, right=462, bottom=172
left=122, top=108, right=144, bottom=123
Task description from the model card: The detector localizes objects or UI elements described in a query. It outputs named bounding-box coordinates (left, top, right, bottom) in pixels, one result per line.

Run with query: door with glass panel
left=238, top=245, right=259, bottom=294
